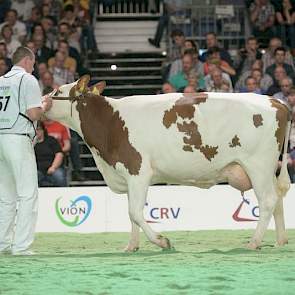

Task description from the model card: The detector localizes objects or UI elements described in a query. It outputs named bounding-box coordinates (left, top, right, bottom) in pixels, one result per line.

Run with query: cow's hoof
left=246, top=241, right=261, bottom=250
left=275, top=239, right=288, bottom=247
left=158, top=235, right=172, bottom=250
left=124, top=245, right=139, bottom=252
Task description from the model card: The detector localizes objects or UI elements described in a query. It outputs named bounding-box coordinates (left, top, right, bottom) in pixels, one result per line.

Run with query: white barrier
left=36, top=184, right=295, bottom=233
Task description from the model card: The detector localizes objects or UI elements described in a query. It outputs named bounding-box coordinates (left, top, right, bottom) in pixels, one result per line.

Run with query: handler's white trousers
left=0, top=134, right=38, bottom=252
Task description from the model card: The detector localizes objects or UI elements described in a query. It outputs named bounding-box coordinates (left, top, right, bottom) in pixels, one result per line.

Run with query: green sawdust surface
left=1, top=230, right=295, bottom=295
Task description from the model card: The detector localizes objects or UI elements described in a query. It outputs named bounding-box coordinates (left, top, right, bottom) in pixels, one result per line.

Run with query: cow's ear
left=89, top=81, right=106, bottom=95
left=77, top=75, right=90, bottom=93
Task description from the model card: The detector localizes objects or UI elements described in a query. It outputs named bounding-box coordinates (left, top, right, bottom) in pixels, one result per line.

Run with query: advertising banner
left=36, top=185, right=295, bottom=233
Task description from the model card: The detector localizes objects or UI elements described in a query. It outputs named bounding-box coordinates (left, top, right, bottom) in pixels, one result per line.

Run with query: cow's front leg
left=124, top=221, right=140, bottom=252
left=127, top=178, right=172, bottom=250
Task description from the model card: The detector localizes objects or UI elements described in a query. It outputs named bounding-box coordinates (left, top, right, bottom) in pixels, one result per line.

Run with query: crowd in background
left=1, top=0, right=295, bottom=185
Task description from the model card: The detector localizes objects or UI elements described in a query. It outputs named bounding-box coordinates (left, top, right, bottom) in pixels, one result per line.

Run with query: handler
left=0, top=46, right=52, bottom=255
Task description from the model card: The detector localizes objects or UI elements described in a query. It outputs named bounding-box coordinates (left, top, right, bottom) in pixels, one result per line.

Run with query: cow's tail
left=277, top=120, right=291, bottom=198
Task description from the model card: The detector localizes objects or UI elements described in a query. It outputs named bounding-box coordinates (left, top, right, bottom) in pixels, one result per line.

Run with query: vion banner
left=36, top=185, right=295, bottom=233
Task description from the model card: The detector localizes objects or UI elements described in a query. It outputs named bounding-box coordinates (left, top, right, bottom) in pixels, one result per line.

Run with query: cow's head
left=45, top=75, right=106, bottom=131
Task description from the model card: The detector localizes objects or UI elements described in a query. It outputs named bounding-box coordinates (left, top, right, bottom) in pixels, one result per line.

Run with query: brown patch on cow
left=229, top=135, right=241, bottom=148
left=163, top=94, right=218, bottom=161
left=76, top=93, right=142, bottom=175
left=270, top=99, right=290, bottom=152
left=163, top=93, right=208, bottom=128
left=253, top=114, right=263, bottom=128
left=183, top=145, right=193, bottom=152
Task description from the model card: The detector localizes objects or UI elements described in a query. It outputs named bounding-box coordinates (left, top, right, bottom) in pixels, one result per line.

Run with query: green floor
left=1, top=230, right=295, bottom=295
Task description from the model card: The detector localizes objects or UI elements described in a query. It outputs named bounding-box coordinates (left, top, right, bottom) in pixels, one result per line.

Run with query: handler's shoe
left=12, top=250, right=36, bottom=256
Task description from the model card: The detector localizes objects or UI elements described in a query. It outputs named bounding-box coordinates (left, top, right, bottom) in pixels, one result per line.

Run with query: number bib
left=0, top=74, right=24, bottom=130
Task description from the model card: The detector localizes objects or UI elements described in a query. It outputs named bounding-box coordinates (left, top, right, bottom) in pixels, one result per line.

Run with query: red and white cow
left=46, top=75, right=291, bottom=251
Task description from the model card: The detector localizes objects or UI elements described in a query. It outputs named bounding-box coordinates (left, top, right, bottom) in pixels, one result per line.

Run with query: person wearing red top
left=43, top=119, right=71, bottom=153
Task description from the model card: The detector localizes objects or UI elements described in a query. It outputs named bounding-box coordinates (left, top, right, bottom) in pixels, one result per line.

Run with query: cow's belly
left=151, top=162, right=252, bottom=192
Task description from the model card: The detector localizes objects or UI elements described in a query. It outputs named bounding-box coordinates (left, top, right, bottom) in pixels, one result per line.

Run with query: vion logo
left=232, top=196, right=259, bottom=222
left=55, top=195, right=92, bottom=227
left=145, top=202, right=181, bottom=223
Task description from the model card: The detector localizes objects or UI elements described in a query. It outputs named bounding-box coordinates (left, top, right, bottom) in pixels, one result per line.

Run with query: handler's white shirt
left=0, top=66, right=42, bottom=138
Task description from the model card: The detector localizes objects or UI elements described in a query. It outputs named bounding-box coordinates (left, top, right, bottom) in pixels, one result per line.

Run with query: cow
left=46, top=75, right=291, bottom=251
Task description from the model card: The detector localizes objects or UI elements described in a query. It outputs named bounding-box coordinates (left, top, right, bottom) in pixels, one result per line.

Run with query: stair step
left=89, top=66, right=161, bottom=71
left=70, top=180, right=106, bottom=186
left=89, top=58, right=165, bottom=63
left=105, top=84, right=162, bottom=90
left=95, top=20, right=159, bottom=29
left=92, top=75, right=162, bottom=80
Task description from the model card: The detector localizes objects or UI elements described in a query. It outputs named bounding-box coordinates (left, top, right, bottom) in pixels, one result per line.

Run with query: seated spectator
left=167, top=29, right=186, bottom=63
left=265, top=47, right=294, bottom=82
left=11, top=0, right=35, bottom=22
left=40, top=16, right=57, bottom=50
left=33, top=33, right=54, bottom=64
left=168, top=50, right=204, bottom=91
left=43, top=119, right=71, bottom=155
left=48, top=40, right=77, bottom=74
left=203, top=46, right=236, bottom=78
left=48, top=51, right=75, bottom=85
left=205, top=63, right=233, bottom=92
left=0, top=24, right=21, bottom=58
left=168, top=48, right=204, bottom=81
left=200, top=32, right=233, bottom=66
left=0, top=9, right=27, bottom=43
left=0, top=57, right=8, bottom=76
left=205, top=68, right=232, bottom=92
left=0, top=0, right=11, bottom=24
left=287, top=86, right=295, bottom=107
left=235, top=36, right=262, bottom=75
left=243, top=76, right=262, bottom=93
left=183, top=85, right=197, bottom=93
left=235, top=61, right=273, bottom=93
left=162, top=82, right=176, bottom=93
left=273, top=77, right=293, bottom=101
left=25, top=6, right=42, bottom=38
left=36, top=0, right=62, bottom=23
left=262, top=37, right=294, bottom=72
left=274, top=0, right=295, bottom=52
left=249, top=0, right=275, bottom=46
left=184, top=39, right=199, bottom=52
left=39, top=70, right=59, bottom=95
left=266, top=65, right=289, bottom=95
left=34, top=121, right=67, bottom=187
left=0, top=42, right=12, bottom=69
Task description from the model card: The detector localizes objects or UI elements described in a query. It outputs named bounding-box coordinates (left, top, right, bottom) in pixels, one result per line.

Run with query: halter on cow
left=47, top=75, right=291, bottom=251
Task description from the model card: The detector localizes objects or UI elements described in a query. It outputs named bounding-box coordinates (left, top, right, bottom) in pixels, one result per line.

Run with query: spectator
left=266, top=65, right=288, bottom=95
left=0, top=42, right=12, bottom=69
left=43, top=119, right=71, bottom=154
left=249, top=0, right=275, bottom=46
left=274, top=0, right=295, bottom=52
left=25, top=7, right=42, bottom=39
left=205, top=63, right=233, bottom=92
left=235, top=61, right=273, bottom=93
left=162, top=82, right=176, bottom=93
left=11, top=0, right=35, bottom=22
left=0, top=9, right=27, bottom=43
left=0, top=0, right=11, bottom=24
left=205, top=68, right=232, bottom=92
left=203, top=46, right=236, bottom=78
left=39, top=70, right=58, bottom=95
left=200, top=32, right=233, bottom=66
left=262, top=37, right=294, bottom=72
left=184, top=39, right=199, bottom=53
left=288, top=86, right=295, bottom=108
left=265, top=47, right=294, bottom=82
left=36, top=0, right=62, bottom=23
left=34, top=120, right=67, bottom=187
left=235, top=36, right=262, bottom=75
left=183, top=85, right=197, bottom=93
left=168, top=48, right=204, bottom=81
left=0, top=57, right=8, bottom=76
left=0, top=24, right=21, bottom=58
left=273, top=77, right=293, bottom=101
left=48, top=51, right=75, bottom=85
left=40, top=16, right=57, bottom=49
left=168, top=50, right=204, bottom=91
left=48, top=40, right=77, bottom=74
left=244, top=76, right=262, bottom=93
left=32, top=33, right=54, bottom=64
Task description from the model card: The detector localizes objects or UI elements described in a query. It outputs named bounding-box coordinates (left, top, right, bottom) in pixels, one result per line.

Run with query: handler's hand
left=42, top=94, right=53, bottom=113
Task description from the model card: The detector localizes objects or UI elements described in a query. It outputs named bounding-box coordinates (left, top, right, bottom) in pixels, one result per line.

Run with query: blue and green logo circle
left=55, top=195, right=92, bottom=227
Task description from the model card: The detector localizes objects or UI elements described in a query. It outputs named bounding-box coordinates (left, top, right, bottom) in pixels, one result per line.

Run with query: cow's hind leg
left=124, top=221, right=140, bottom=252
left=273, top=193, right=288, bottom=246
left=127, top=178, right=172, bottom=250
left=247, top=172, right=278, bottom=250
